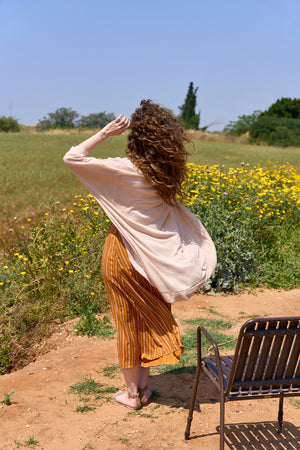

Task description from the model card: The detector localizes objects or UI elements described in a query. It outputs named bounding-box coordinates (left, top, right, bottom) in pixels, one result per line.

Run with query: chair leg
left=184, top=363, right=201, bottom=440
left=219, top=395, right=225, bottom=450
left=278, top=396, right=283, bottom=433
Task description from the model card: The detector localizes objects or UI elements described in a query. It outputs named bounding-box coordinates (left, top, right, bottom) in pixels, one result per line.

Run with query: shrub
left=183, top=162, right=300, bottom=292
left=0, top=116, right=20, bottom=132
left=0, top=196, right=110, bottom=373
left=249, top=116, right=300, bottom=147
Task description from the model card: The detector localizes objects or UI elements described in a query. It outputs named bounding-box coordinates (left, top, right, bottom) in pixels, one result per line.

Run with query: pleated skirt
left=101, top=224, right=184, bottom=369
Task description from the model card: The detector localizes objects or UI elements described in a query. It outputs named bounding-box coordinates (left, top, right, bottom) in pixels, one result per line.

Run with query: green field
left=1, top=132, right=299, bottom=222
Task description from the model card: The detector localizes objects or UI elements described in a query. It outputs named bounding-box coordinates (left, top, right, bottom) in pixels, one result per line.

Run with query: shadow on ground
left=188, top=421, right=300, bottom=449
left=224, top=421, right=300, bottom=450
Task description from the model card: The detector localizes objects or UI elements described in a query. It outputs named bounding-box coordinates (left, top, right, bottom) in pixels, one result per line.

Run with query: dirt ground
left=1, top=289, right=300, bottom=450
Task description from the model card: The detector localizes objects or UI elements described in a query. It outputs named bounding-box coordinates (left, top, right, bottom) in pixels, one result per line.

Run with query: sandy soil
left=1, top=289, right=300, bottom=449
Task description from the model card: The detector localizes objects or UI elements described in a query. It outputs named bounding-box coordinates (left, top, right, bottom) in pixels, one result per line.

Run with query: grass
left=0, top=132, right=127, bottom=222
left=103, top=363, right=120, bottom=378
left=1, top=132, right=299, bottom=222
left=188, top=139, right=300, bottom=169
left=69, top=376, right=119, bottom=412
left=151, top=316, right=237, bottom=375
left=69, top=376, right=118, bottom=397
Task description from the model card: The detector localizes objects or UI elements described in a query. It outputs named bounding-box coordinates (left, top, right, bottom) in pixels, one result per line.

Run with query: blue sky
left=1, top=0, right=300, bottom=130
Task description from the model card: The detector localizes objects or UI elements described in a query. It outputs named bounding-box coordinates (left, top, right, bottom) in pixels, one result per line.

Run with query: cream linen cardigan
left=64, top=145, right=217, bottom=303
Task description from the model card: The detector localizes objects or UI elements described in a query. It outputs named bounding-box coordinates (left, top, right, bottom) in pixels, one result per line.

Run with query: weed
left=289, top=398, right=300, bottom=408
left=76, top=405, right=96, bottom=413
left=127, top=410, right=158, bottom=419
left=73, top=314, right=115, bottom=338
left=14, top=436, right=39, bottom=447
left=69, top=376, right=118, bottom=412
left=0, top=391, right=14, bottom=405
left=79, top=396, right=91, bottom=403
left=103, top=363, right=120, bottom=378
left=198, top=306, right=223, bottom=316
left=26, top=437, right=39, bottom=446
left=70, top=377, right=104, bottom=396
left=0, top=341, right=12, bottom=375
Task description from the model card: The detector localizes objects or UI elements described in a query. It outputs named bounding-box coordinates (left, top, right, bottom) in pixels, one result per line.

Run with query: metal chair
left=185, top=317, right=300, bottom=449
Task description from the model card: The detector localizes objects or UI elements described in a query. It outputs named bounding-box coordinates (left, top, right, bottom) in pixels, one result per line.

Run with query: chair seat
left=203, top=355, right=233, bottom=388
left=203, top=355, right=300, bottom=398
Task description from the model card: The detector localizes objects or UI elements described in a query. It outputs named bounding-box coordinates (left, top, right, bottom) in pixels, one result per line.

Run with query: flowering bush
left=183, top=162, right=300, bottom=291
left=0, top=196, right=110, bottom=373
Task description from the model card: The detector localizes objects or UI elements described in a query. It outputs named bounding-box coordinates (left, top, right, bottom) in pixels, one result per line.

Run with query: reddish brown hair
left=126, top=100, right=190, bottom=206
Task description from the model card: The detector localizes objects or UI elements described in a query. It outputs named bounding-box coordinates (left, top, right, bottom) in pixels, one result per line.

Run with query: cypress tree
left=179, top=82, right=200, bottom=129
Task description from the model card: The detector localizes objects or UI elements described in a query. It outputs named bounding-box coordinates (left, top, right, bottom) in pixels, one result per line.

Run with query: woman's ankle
left=138, top=385, right=152, bottom=405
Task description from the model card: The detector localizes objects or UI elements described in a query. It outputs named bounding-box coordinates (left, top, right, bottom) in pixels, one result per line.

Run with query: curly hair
left=126, top=100, right=190, bottom=206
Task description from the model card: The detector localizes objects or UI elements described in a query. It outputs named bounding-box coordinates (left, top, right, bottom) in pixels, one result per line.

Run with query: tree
left=0, top=116, right=20, bottom=132
left=77, top=112, right=116, bottom=129
left=262, top=97, right=300, bottom=119
left=249, top=116, right=300, bottom=147
left=178, top=82, right=200, bottom=129
left=223, top=111, right=262, bottom=136
left=37, top=107, right=79, bottom=130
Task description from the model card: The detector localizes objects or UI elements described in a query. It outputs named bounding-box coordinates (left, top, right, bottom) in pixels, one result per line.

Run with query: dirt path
left=1, top=289, right=300, bottom=449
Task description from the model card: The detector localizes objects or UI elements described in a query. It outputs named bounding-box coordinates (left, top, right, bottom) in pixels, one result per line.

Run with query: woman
left=64, top=100, right=217, bottom=410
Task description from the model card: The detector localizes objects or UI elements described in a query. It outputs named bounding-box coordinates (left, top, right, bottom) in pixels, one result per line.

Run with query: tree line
left=36, top=109, right=116, bottom=131
left=1, top=84, right=299, bottom=147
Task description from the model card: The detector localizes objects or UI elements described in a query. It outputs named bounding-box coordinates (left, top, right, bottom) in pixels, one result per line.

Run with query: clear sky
left=1, top=0, right=300, bottom=130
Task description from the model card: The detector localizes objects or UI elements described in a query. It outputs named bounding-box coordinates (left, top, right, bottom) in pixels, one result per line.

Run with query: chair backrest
left=226, top=317, right=300, bottom=398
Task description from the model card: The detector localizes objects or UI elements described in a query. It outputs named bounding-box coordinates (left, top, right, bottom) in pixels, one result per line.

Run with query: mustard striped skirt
left=102, top=224, right=184, bottom=369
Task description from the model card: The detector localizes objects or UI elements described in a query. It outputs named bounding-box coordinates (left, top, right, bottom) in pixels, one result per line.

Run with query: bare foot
left=113, top=390, right=141, bottom=410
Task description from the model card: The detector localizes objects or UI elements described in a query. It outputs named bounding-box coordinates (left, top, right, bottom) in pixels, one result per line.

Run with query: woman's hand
left=101, top=115, right=130, bottom=138
left=76, top=114, right=130, bottom=153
